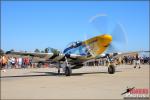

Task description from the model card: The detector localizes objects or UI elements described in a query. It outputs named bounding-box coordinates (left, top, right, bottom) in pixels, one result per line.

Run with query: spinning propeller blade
left=88, top=14, right=128, bottom=54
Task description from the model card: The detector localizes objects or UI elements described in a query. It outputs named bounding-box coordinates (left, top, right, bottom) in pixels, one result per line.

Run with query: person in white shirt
left=10, top=57, right=16, bottom=68
left=134, top=54, right=141, bottom=69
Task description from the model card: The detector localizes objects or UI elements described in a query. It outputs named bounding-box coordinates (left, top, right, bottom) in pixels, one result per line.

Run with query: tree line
left=0, top=47, right=60, bottom=56
left=34, top=47, right=60, bottom=54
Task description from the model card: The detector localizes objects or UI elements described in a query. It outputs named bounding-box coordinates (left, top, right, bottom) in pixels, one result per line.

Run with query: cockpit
left=63, top=41, right=90, bottom=56
left=66, top=41, right=82, bottom=49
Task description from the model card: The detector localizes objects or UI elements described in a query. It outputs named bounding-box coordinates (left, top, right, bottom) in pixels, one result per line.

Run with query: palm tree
left=34, top=49, right=40, bottom=53
left=10, top=49, right=14, bottom=51
left=44, top=48, right=49, bottom=53
left=41, top=51, right=45, bottom=53
left=47, top=47, right=60, bottom=55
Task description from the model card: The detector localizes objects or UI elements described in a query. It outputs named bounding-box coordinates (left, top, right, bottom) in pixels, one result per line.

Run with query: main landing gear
left=106, top=55, right=116, bottom=74
left=58, top=66, right=72, bottom=76
left=108, top=64, right=115, bottom=74
left=64, top=56, right=72, bottom=76
left=57, top=56, right=72, bottom=76
left=64, top=66, right=72, bottom=76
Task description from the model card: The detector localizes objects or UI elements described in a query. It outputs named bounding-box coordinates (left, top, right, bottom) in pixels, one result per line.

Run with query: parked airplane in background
left=6, top=34, right=118, bottom=76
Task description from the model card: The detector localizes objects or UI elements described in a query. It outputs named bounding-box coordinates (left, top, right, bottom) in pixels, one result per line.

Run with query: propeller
left=84, top=33, right=96, bottom=57
left=89, top=14, right=108, bottom=34
left=87, top=14, right=128, bottom=55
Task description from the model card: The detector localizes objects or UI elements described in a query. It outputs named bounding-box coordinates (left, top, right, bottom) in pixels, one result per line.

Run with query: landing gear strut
left=64, top=66, right=72, bottom=76
left=57, top=67, right=60, bottom=75
left=64, top=56, right=72, bottom=76
left=106, top=55, right=116, bottom=74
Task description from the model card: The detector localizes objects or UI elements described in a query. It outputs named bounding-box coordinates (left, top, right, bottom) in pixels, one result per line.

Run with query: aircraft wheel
left=37, top=63, right=42, bottom=68
left=108, top=65, right=115, bottom=74
left=65, top=66, right=72, bottom=76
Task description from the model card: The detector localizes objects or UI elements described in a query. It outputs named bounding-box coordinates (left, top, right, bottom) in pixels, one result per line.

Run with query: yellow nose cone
left=101, top=34, right=112, bottom=46
left=103, top=34, right=112, bottom=41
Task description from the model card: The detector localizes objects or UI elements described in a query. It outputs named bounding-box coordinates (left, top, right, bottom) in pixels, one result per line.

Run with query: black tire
left=65, top=67, right=72, bottom=76
left=58, top=68, right=60, bottom=75
left=37, top=63, right=42, bottom=68
left=108, top=65, right=115, bottom=74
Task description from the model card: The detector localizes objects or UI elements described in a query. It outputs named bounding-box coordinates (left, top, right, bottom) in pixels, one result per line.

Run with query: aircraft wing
left=6, top=51, right=54, bottom=58
left=6, top=51, right=83, bottom=62
left=113, top=51, right=138, bottom=58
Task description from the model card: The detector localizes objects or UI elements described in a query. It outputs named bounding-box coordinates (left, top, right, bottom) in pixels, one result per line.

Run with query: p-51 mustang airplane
left=6, top=34, right=117, bottom=76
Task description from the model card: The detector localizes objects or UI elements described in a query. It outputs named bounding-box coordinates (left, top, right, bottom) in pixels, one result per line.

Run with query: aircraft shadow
left=0, top=71, right=122, bottom=79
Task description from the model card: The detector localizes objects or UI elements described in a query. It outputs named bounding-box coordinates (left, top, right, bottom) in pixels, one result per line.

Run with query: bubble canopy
left=66, top=41, right=82, bottom=49
left=63, top=41, right=89, bottom=56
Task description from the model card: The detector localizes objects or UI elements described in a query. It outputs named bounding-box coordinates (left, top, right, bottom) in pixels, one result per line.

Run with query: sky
left=1, top=1, right=149, bottom=52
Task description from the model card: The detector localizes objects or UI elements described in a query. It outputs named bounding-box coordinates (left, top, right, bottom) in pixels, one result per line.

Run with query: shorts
left=11, top=63, right=15, bottom=66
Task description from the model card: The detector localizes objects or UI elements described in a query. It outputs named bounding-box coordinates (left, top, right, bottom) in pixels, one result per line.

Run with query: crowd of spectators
left=0, top=55, right=33, bottom=70
left=85, top=55, right=150, bottom=66
left=116, top=55, right=150, bottom=65
left=1, top=54, right=150, bottom=71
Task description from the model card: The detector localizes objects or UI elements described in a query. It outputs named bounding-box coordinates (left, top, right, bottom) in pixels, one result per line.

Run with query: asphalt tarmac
left=1, top=65, right=149, bottom=99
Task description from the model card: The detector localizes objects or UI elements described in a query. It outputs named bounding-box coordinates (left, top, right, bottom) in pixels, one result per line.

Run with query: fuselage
left=63, top=34, right=112, bottom=60
left=38, top=34, right=113, bottom=67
